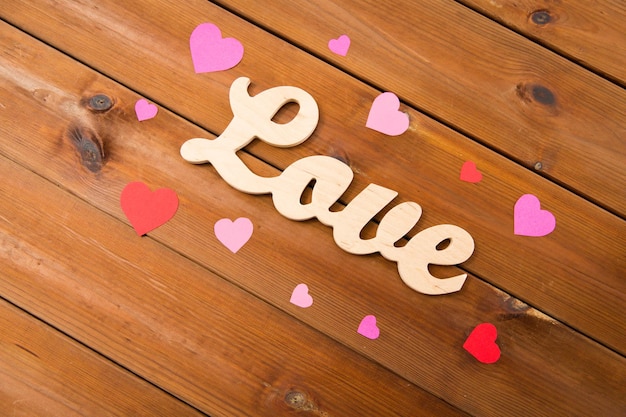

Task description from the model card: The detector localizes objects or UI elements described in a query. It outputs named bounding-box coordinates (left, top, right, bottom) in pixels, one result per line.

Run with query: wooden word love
left=181, top=77, right=474, bottom=295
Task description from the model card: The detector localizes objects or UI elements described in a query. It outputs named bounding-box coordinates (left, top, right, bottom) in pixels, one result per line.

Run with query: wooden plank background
left=1, top=0, right=625, bottom=416
left=457, top=0, right=626, bottom=84
left=5, top=0, right=623, bottom=353
left=210, top=0, right=626, bottom=216
left=0, top=300, right=205, bottom=417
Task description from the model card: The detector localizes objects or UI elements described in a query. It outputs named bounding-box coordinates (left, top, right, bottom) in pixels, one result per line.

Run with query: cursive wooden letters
left=181, top=77, right=474, bottom=295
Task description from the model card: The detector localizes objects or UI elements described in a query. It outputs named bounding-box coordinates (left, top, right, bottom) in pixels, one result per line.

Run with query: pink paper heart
left=290, top=284, right=313, bottom=308
left=190, top=23, right=244, bottom=73
left=214, top=217, right=253, bottom=253
left=514, top=194, right=556, bottom=237
left=460, top=161, right=483, bottom=183
left=357, top=315, right=380, bottom=339
left=134, top=99, right=158, bottom=121
left=121, top=182, right=179, bottom=236
left=366, top=92, right=409, bottom=136
left=328, top=34, right=351, bottom=56
left=463, top=323, right=501, bottom=364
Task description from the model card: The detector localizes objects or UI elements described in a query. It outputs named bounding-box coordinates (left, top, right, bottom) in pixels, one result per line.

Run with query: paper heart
left=514, top=194, right=556, bottom=237
left=328, top=35, right=351, bottom=56
left=366, top=92, right=409, bottom=136
left=121, top=182, right=179, bottom=236
left=134, top=99, right=158, bottom=121
left=463, top=323, right=501, bottom=364
left=214, top=217, right=253, bottom=253
left=190, top=23, right=244, bottom=73
left=460, top=161, right=482, bottom=183
left=357, top=315, right=380, bottom=339
left=290, top=284, right=313, bottom=308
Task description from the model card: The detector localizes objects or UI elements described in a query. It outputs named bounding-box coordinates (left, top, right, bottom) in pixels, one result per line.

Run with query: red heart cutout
left=120, top=182, right=179, bottom=236
left=463, top=323, right=501, bottom=364
left=459, top=161, right=483, bottom=183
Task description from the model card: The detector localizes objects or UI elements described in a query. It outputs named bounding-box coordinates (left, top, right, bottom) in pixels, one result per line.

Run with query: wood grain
left=458, top=0, right=626, bottom=84
left=0, top=300, right=206, bottom=417
left=0, top=139, right=466, bottom=416
left=208, top=0, right=626, bottom=217
left=1, top=0, right=623, bottom=354
left=1, top=21, right=625, bottom=416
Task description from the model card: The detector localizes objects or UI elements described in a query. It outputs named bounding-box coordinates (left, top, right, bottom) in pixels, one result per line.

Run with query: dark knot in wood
left=530, top=85, right=555, bottom=106
left=284, top=389, right=320, bottom=412
left=86, top=94, right=113, bottom=112
left=67, top=126, right=105, bottom=172
left=516, top=82, right=556, bottom=107
left=284, top=391, right=307, bottom=408
left=531, top=10, right=552, bottom=26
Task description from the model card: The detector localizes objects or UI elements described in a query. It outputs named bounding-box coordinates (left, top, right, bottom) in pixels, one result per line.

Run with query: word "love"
left=180, top=78, right=474, bottom=295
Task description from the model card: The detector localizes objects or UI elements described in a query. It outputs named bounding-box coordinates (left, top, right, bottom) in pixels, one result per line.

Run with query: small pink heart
left=214, top=217, right=253, bottom=253
left=514, top=194, right=556, bottom=237
left=190, top=23, right=244, bottom=73
left=463, top=323, right=501, bottom=364
left=290, top=284, right=313, bottom=308
left=357, top=315, right=380, bottom=340
left=135, top=99, right=158, bottom=121
left=460, top=161, right=483, bottom=183
left=121, top=182, right=179, bottom=236
left=366, top=92, right=409, bottom=136
left=328, top=34, right=351, bottom=56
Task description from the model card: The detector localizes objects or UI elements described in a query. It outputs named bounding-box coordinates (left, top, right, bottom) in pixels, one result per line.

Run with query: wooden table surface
left=1, top=1, right=625, bottom=416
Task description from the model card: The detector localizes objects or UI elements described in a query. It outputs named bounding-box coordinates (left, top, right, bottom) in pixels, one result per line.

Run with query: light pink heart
left=190, top=23, right=244, bottom=73
left=134, top=99, right=158, bottom=121
left=460, top=161, right=483, bottom=183
left=328, top=34, right=351, bottom=56
left=366, top=92, right=409, bottom=136
left=514, top=194, right=556, bottom=237
left=357, top=315, right=380, bottom=339
left=214, top=217, right=253, bottom=253
left=290, top=284, right=313, bottom=308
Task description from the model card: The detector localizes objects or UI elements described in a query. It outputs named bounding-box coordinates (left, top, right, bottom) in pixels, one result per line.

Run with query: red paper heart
left=460, top=161, right=482, bottom=183
left=463, top=323, right=501, bottom=364
left=120, top=182, right=179, bottom=236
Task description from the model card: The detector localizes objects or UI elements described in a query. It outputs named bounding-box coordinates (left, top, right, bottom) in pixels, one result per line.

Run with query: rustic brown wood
left=458, top=0, right=626, bottom=84
left=0, top=299, right=207, bottom=417
left=1, top=0, right=624, bottom=355
left=0, top=144, right=467, bottom=416
left=205, top=0, right=625, bottom=217
left=1, top=20, right=625, bottom=417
